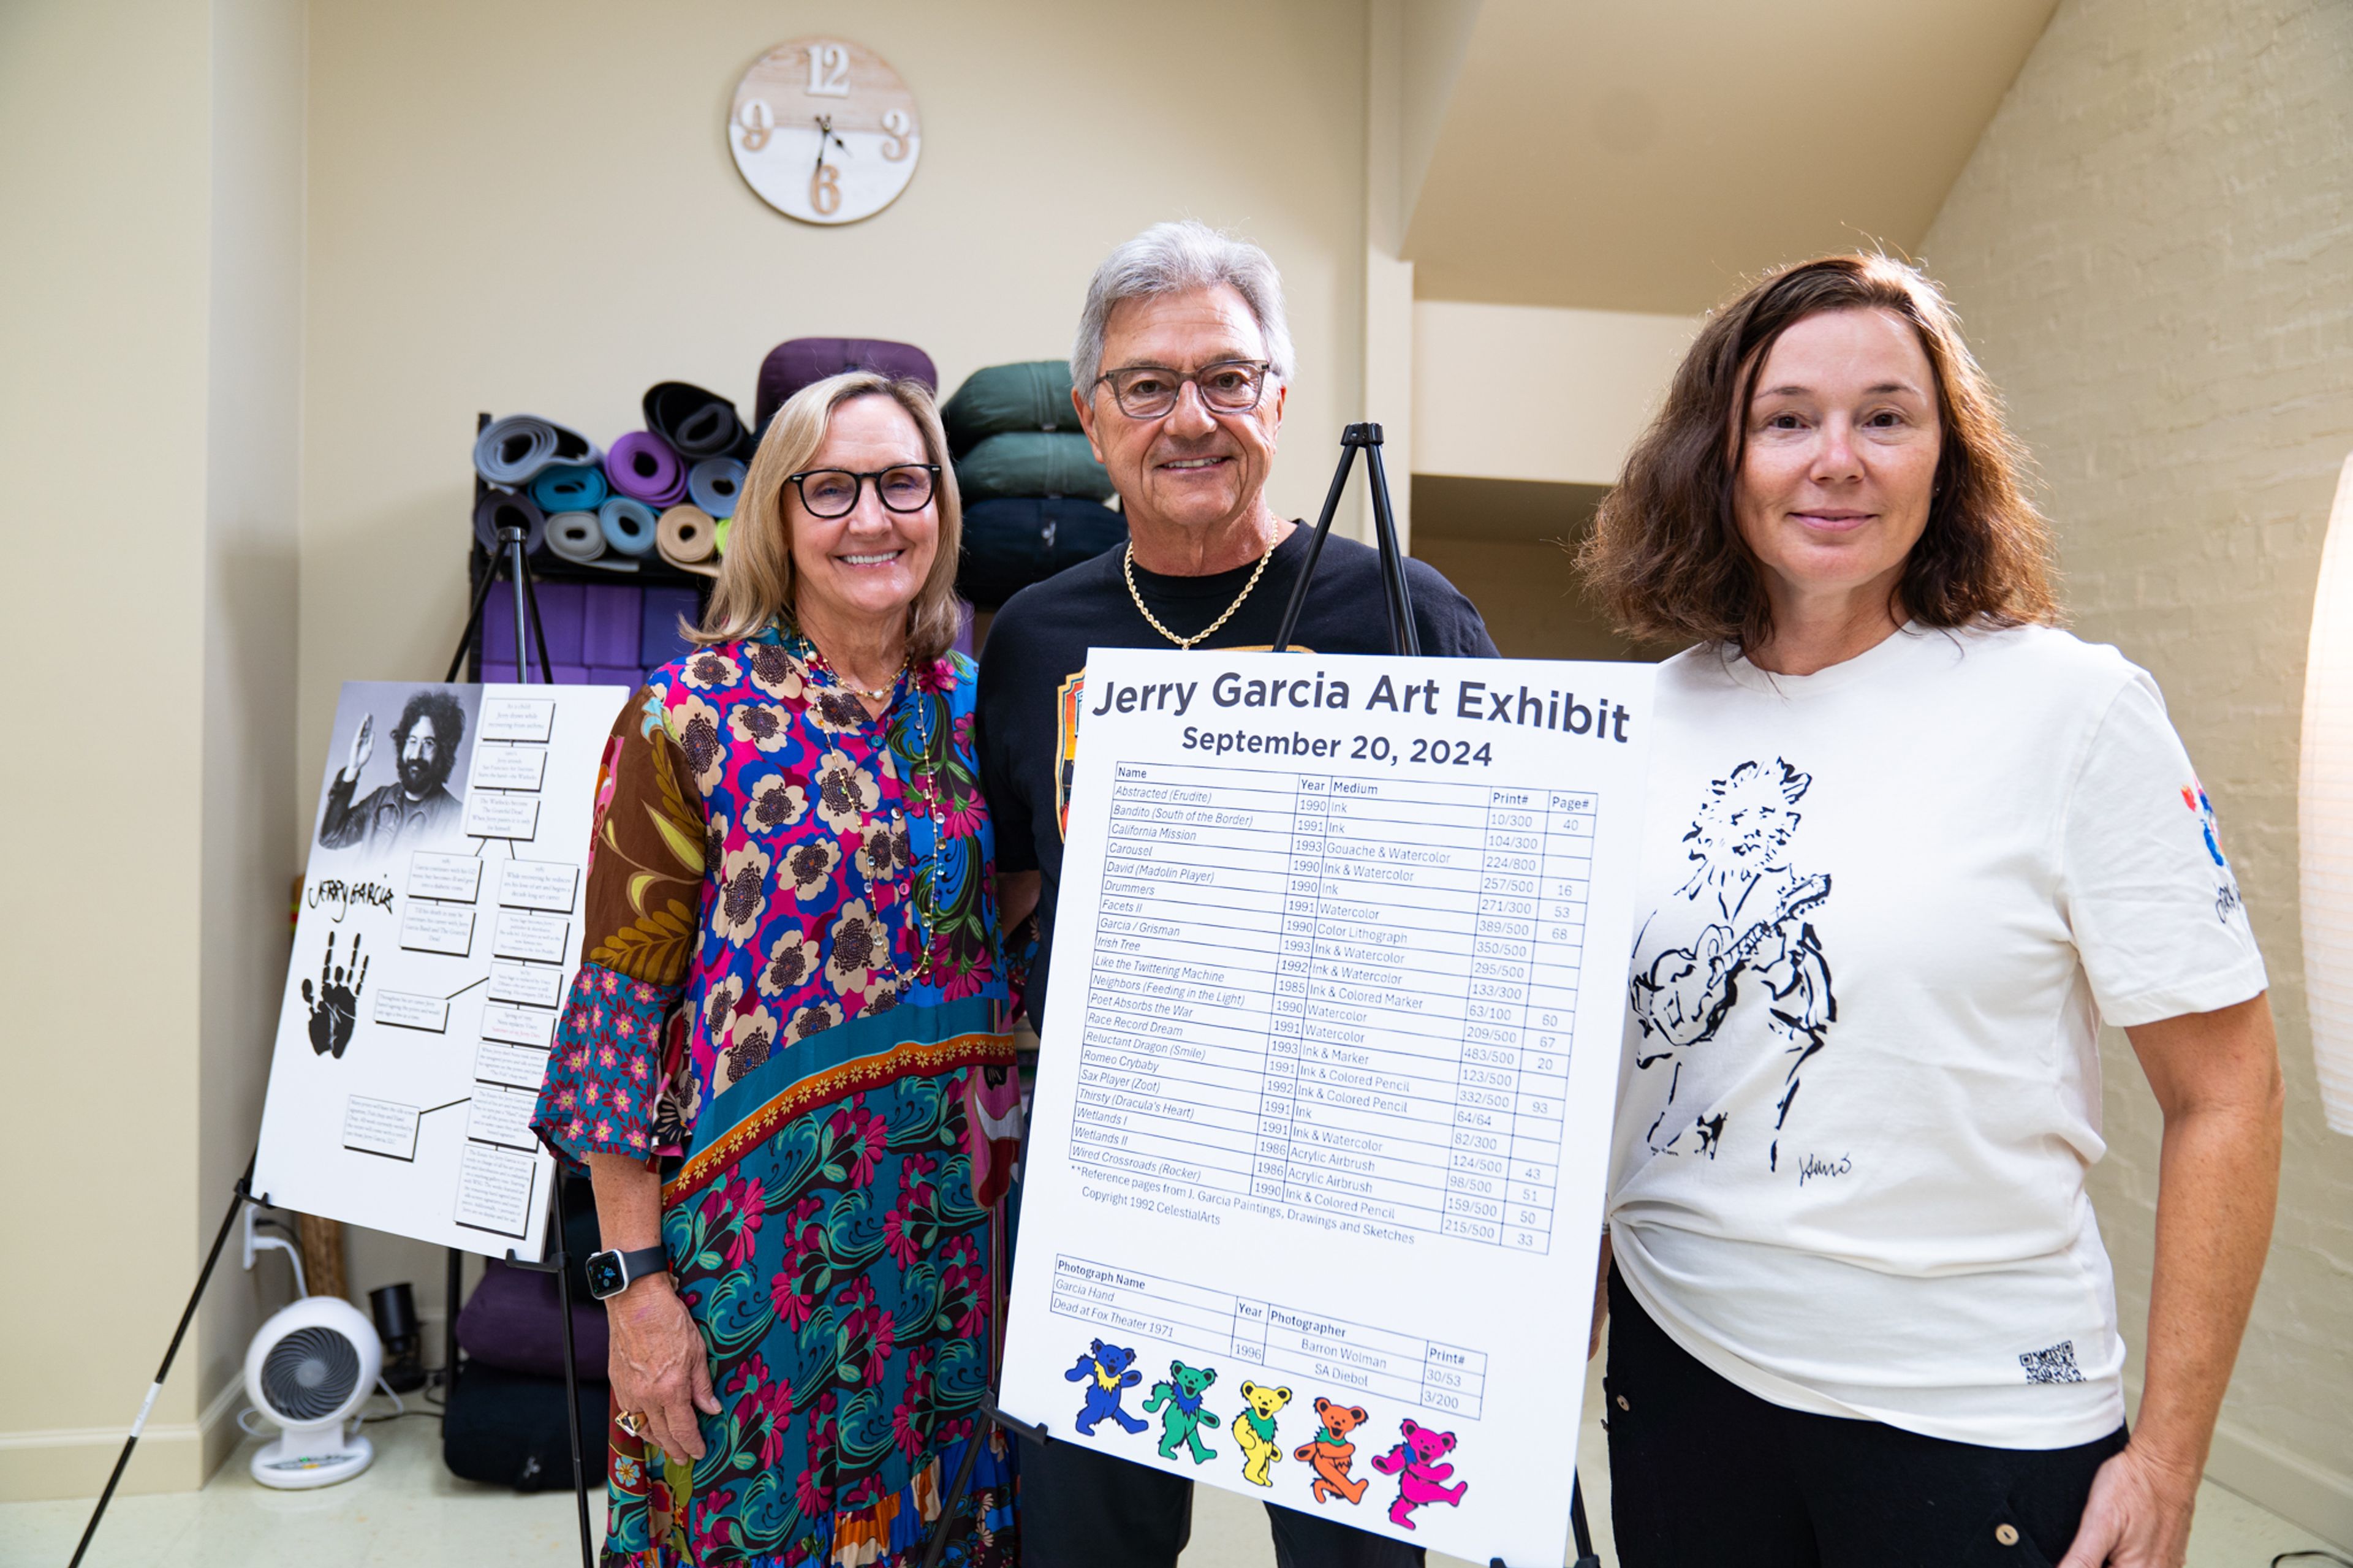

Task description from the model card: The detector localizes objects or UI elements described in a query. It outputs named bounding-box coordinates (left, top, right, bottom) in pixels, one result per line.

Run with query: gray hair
left=1070, top=220, right=1295, bottom=399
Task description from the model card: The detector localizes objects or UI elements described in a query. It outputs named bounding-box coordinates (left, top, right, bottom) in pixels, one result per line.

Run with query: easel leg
left=69, top=1153, right=256, bottom=1568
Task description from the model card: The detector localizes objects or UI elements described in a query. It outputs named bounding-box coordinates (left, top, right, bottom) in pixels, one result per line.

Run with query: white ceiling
left=1399, top=0, right=2059, bottom=314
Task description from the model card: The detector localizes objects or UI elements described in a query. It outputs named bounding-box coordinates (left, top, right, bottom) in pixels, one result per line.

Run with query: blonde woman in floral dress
left=531, top=372, right=1018, bottom=1567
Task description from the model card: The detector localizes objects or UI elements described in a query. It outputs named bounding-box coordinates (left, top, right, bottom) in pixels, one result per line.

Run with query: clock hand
left=813, top=114, right=830, bottom=176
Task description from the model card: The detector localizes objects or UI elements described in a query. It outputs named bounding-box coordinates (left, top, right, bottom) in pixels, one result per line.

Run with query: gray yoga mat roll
left=474, top=415, right=599, bottom=486
left=472, top=488, right=548, bottom=556
left=545, top=511, right=607, bottom=562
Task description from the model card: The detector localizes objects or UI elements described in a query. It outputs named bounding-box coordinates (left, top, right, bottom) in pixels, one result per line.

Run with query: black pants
left=1605, top=1270, right=2128, bottom=1568
left=1018, top=1429, right=1425, bottom=1568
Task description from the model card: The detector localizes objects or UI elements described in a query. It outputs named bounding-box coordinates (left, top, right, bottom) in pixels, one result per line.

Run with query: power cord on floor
left=2272, top=1551, right=2353, bottom=1566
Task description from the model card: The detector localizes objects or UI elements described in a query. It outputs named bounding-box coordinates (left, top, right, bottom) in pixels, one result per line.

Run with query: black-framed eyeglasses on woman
left=1094, top=359, right=1274, bottom=420
left=784, top=464, right=940, bottom=519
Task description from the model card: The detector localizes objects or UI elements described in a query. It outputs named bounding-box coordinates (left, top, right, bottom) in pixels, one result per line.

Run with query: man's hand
left=607, top=1274, right=721, bottom=1467
left=2056, top=1441, right=2201, bottom=1568
left=343, top=713, right=374, bottom=783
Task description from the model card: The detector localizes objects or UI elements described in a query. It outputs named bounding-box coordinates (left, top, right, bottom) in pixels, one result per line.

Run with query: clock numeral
left=810, top=163, right=843, bottom=216
left=737, top=99, right=775, bottom=152
left=881, top=108, right=912, bottom=162
left=806, top=42, right=851, bottom=97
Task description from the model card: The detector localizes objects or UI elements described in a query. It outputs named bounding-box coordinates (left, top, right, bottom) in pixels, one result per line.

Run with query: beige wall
left=0, top=0, right=307, bottom=1501
left=1922, top=0, right=2353, bottom=1542
left=298, top=0, right=1374, bottom=1355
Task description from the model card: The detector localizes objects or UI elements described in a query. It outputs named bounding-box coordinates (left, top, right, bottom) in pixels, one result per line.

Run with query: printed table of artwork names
left=1048, top=1255, right=1488, bottom=1420
left=1080, top=762, right=1594, bottom=1253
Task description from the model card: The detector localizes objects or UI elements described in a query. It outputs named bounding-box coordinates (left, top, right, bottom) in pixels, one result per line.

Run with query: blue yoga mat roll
left=532, top=464, right=608, bottom=513
left=599, top=496, right=659, bottom=557
left=688, top=458, right=746, bottom=517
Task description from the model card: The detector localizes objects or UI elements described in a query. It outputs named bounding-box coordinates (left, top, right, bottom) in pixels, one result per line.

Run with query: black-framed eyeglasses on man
left=784, top=464, right=941, bottom=519
left=1094, top=359, right=1274, bottom=420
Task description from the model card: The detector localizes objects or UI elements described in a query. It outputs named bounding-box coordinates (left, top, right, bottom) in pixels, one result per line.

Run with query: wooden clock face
left=730, top=38, right=922, bottom=225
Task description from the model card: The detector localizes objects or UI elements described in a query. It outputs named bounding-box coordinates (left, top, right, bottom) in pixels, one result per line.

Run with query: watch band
left=589, top=1244, right=669, bottom=1299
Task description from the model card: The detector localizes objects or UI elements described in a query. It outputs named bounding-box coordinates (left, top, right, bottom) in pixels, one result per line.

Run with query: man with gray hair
left=979, top=220, right=1495, bottom=1567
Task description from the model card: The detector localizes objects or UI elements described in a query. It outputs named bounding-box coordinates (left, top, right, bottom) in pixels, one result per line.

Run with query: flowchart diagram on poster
left=254, top=681, right=629, bottom=1260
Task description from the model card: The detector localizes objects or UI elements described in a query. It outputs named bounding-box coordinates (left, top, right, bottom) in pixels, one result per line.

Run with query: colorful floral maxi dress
left=530, top=629, right=1018, bottom=1567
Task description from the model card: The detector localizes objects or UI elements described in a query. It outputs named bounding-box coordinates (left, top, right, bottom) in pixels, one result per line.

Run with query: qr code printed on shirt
left=2020, top=1341, right=2086, bottom=1385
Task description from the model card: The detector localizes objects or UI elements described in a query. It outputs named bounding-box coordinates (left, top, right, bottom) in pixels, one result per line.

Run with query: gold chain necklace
left=1123, top=539, right=1276, bottom=650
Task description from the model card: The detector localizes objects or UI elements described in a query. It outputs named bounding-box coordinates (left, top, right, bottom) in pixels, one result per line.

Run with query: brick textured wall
left=1920, top=0, right=2353, bottom=1524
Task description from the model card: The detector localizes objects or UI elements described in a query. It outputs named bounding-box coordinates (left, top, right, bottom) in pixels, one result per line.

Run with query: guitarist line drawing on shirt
left=1629, top=758, right=1836, bottom=1173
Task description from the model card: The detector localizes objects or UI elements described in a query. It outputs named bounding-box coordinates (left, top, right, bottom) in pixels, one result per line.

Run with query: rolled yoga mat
left=472, top=488, right=548, bottom=557
left=605, top=430, right=688, bottom=506
left=531, top=463, right=608, bottom=513
left=942, top=360, right=1083, bottom=457
left=598, top=496, right=659, bottom=558
left=954, top=430, right=1116, bottom=504
left=656, top=504, right=719, bottom=577
left=474, top=415, right=599, bottom=486
left=643, top=382, right=751, bottom=461
left=688, top=457, right=746, bottom=517
left=545, top=511, right=607, bottom=563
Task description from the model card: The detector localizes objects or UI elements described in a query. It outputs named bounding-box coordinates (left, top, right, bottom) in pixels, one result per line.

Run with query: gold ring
left=616, top=1410, right=650, bottom=1438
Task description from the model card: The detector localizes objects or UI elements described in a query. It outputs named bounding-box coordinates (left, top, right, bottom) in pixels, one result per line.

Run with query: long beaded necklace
left=786, top=627, right=944, bottom=983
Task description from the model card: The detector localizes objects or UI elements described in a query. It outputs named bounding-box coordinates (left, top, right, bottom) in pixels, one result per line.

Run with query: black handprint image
left=301, top=931, right=369, bottom=1059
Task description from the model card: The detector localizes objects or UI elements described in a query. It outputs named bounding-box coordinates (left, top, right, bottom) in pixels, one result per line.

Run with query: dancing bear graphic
left=1371, top=1418, right=1468, bottom=1530
left=1233, top=1381, right=1292, bottom=1487
left=1293, top=1397, right=1370, bottom=1505
left=1066, top=1339, right=1148, bottom=1436
left=1628, top=758, right=1837, bottom=1172
left=1143, top=1360, right=1221, bottom=1464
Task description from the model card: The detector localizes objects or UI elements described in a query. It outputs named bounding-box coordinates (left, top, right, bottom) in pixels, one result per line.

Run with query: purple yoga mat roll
left=604, top=430, right=688, bottom=506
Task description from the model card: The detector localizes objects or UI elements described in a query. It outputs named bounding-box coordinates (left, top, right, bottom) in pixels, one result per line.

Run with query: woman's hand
left=607, top=1273, right=721, bottom=1466
left=2056, top=1441, right=2201, bottom=1568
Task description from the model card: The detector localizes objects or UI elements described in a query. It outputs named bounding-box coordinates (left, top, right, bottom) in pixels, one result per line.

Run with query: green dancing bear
left=1142, top=1361, right=1221, bottom=1464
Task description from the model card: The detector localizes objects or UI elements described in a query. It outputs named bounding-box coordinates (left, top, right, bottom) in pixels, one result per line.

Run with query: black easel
left=923, top=425, right=1602, bottom=1568
left=67, top=1155, right=260, bottom=1567
left=1273, top=421, right=1419, bottom=656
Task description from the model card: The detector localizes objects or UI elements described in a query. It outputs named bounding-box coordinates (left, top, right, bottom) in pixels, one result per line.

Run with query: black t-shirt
left=976, top=522, right=1499, bottom=1026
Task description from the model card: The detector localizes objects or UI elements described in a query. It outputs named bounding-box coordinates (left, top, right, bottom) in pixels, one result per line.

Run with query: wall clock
left=729, top=37, right=922, bottom=225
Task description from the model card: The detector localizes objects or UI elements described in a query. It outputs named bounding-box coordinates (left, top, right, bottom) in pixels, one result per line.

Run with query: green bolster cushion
left=954, top=430, right=1115, bottom=504
left=944, top=360, right=1084, bottom=455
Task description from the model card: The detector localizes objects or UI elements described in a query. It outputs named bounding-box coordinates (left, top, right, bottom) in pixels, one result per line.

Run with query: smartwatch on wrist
left=585, top=1246, right=668, bottom=1300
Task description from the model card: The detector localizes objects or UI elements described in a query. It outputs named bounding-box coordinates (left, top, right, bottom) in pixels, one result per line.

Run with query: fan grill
left=260, top=1325, right=361, bottom=1421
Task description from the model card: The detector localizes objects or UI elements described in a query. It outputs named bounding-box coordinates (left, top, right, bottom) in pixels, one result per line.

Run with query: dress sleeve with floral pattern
left=531, top=687, right=707, bottom=1167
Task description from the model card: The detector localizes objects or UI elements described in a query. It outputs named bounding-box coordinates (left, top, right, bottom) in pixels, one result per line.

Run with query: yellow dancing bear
left=1233, top=1381, right=1292, bottom=1487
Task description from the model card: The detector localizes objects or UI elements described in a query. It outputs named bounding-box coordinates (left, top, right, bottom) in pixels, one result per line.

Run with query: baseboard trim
left=2203, top=1411, right=2353, bottom=1552
left=0, top=1377, right=246, bottom=1503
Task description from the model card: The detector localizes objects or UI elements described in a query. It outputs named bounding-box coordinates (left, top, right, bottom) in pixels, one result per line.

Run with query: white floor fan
left=240, top=1206, right=385, bottom=1488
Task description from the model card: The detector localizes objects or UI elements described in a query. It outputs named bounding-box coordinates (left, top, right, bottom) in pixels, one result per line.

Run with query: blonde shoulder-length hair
left=693, top=371, right=964, bottom=661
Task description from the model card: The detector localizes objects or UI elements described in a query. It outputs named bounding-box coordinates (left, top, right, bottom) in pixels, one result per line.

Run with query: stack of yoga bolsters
left=943, top=360, right=1127, bottom=608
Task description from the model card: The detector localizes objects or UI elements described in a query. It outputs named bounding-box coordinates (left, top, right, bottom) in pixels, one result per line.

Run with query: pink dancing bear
left=1370, top=1417, right=1468, bottom=1531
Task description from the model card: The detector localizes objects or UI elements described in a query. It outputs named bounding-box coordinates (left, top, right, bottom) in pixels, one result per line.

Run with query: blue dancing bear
left=1067, top=1338, right=1149, bottom=1437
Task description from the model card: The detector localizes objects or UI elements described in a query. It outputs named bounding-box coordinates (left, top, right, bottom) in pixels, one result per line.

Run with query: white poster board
left=254, top=681, right=629, bottom=1260
left=999, top=649, right=1655, bottom=1566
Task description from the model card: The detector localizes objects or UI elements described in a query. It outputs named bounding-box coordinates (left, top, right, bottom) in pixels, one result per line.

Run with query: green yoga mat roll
left=943, top=360, right=1085, bottom=457
left=953, top=431, right=1113, bottom=506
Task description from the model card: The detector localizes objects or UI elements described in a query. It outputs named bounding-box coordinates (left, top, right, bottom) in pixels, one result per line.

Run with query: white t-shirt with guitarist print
left=1607, top=622, right=2266, bottom=1449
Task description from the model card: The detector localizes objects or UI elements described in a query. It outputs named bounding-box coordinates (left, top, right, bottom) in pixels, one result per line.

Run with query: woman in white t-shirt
left=1577, top=254, right=2283, bottom=1568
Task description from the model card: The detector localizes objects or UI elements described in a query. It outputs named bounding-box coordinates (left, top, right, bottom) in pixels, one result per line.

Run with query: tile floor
left=6, top=1359, right=2342, bottom=1567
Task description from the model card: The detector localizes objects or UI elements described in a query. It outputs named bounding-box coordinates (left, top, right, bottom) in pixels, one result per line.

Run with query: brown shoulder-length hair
left=694, top=371, right=964, bottom=660
left=1578, top=252, right=2058, bottom=651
